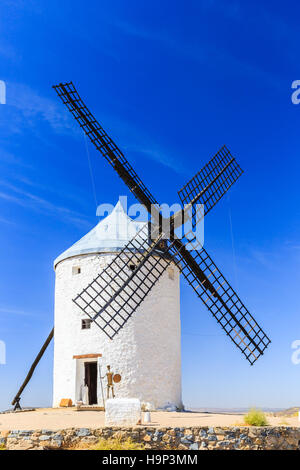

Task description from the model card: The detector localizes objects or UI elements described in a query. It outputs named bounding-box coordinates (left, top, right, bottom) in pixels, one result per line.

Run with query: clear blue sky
left=0, top=0, right=300, bottom=411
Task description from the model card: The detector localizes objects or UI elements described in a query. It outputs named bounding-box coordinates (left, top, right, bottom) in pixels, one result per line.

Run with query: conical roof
left=54, top=200, right=146, bottom=268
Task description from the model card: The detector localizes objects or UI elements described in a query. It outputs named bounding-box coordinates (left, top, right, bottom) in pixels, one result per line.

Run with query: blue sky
left=0, top=0, right=300, bottom=411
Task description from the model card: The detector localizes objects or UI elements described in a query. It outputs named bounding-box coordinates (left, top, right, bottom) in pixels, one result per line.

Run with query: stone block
left=76, top=428, right=91, bottom=437
left=41, top=429, right=54, bottom=435
left=105, top=398, right=141, bottom=427
left=7, top=440, right=34, bottom=450
left=189, top=442, right=198, bottom=450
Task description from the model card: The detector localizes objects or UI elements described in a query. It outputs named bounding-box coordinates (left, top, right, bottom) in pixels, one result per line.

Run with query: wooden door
left=84, top=362, right=97, bottom=405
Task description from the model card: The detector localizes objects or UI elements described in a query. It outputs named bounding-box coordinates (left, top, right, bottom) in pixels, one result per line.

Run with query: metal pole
left=98, top=359, right=105, bottom=409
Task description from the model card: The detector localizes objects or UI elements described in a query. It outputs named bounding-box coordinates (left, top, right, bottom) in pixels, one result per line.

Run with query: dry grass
left=244, top=408, right=269, bottom=426
left=91, top=437, right=144, bottom=450
left=67, top=436, right=144, bottom=451
left=65, top=441, right=93, bottom=450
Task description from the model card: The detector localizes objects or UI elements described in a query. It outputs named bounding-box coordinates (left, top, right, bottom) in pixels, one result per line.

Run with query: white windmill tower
left=52, top=200, right=182, bottom=410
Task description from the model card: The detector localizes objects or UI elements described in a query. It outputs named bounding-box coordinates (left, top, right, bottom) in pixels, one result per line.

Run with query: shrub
left=91, top=437, right=144, bottom=451
left=244, top=408, right=269, bottom=426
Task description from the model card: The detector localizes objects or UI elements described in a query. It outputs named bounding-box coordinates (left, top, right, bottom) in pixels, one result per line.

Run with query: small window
left=168, top=267, right=174, bottom=280
left=72, top=266, right=81, bottom=275
left=81, top=319, right=92, bottom=330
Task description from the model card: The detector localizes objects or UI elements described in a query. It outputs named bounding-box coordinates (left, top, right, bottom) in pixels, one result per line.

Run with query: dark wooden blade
left=53, top=82, right=158, bottom=212
left=178, top=145, right=243, bottom=216
left=168, top=238, right=271, bottom=365
left=73, top=223, right=174, bottom=339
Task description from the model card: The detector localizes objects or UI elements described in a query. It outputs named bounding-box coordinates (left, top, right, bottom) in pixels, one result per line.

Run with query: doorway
left=84, top=362, right=98, bottom=405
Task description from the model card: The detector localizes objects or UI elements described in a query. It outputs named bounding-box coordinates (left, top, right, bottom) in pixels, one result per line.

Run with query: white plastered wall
left=53, top=253, right=182, bottom=410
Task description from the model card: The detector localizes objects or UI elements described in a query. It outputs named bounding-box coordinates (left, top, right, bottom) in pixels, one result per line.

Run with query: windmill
left=12, top=82, right=270, bottom=411
left=53, top=82, right=270, bottom=364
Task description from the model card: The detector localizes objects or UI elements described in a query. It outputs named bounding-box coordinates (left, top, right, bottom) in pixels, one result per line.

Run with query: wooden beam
left=73, top=353, right=102, bottom=359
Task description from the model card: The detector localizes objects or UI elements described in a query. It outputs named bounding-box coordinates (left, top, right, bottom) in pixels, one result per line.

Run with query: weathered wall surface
left=53, top=253, right=182, bottom=410
left=2, top=426, right=300, bottom=450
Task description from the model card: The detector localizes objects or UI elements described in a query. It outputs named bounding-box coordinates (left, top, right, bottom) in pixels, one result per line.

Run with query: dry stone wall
left=1, top=426, right=300, bottom=450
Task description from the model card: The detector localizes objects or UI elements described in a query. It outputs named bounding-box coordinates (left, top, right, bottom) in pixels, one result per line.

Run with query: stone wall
left=1, top=426, right=300, bottom=450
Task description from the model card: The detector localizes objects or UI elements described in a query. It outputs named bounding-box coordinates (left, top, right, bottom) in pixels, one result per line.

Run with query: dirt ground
left=0, top=408, right=299, bottom=431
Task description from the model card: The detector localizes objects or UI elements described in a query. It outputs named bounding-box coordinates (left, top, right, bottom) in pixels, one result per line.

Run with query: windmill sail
left=54, top=81, right=271, bottom=365
left=73, top=223, right=174, bottom=339
left=53, top=82, right=158, bottom=211
left=178, top=145, right=243, bottom=215
left=87, top=217, right=271, bottom=364
left=168, top=242, right=271, bottom=365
